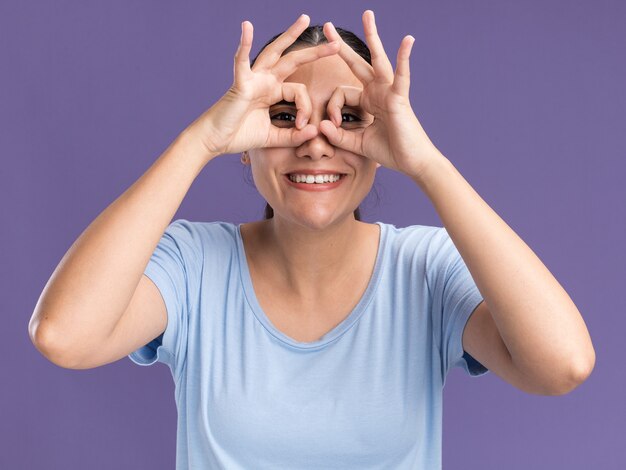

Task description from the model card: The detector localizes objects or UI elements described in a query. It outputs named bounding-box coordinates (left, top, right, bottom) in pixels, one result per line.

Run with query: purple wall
left=2, top=0, right=623, bottom=468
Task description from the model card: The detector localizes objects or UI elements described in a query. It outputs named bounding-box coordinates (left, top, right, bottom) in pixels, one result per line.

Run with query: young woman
left=30, top=10, right=595, bottom=469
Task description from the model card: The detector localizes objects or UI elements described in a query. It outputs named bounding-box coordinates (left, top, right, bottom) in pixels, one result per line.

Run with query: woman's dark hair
left=247, top=24, right=372, bottom=221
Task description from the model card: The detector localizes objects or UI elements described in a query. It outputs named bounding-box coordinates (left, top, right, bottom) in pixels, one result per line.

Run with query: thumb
left=319, top=120, right=363, bottom=155
left=265, top=124, right=319, bottom=148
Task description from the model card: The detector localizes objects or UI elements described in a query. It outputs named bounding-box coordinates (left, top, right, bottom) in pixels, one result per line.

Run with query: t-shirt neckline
left=235, top=221, right=387, bottom=350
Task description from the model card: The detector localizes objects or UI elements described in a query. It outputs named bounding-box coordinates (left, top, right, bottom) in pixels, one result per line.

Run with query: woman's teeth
left=288, top=174, right=343, bottom=184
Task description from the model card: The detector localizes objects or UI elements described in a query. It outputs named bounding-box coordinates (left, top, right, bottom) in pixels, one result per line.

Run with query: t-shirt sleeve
left=427, top=227, right=489, bottom=380
left=127, top=218, right=198, bottom=382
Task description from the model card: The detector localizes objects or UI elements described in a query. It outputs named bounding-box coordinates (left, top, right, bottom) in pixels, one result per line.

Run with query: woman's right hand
left=186, top=14, right=340, bottom=159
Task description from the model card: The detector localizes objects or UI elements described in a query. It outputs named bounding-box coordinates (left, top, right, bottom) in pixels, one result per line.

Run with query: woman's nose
left=295, top=114, right=335, bottom=160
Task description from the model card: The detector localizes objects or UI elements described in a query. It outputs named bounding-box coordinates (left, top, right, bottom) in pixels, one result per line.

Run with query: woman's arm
left=29, top=14, right=342, bottom=367
left=319, top=10, right=595, bottom=395
left=28, top=131, right=213, bottom=366
left=413, top=154, right=595, bottom=395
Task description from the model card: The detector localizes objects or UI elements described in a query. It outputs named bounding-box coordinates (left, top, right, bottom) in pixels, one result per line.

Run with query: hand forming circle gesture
left=187, top=14, right=340, bottom=159
left=318, top=10, right=443, bottom=179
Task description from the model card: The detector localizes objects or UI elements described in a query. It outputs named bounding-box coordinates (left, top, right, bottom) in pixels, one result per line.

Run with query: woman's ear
left=241, top=151, right=250, bottom=165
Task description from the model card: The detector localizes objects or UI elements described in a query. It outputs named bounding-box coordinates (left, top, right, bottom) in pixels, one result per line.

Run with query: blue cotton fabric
left=128, top=219, right=488, bottom=469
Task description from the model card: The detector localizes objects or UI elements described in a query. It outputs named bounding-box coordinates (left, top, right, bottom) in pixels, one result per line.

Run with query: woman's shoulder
left=165, top=218, right=240, bottom=250
left=375, top=222, right=450, bottom=275
left=376, top=220, right=442, bottom=244
left=376, top=221, right=454, bottom=265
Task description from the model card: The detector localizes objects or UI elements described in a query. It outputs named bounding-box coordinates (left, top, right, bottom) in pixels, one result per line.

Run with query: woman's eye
left=270, top=111, right=362, bottom=125
left=270, top=112, right=296, bottom=122
left=342, top=113, right=361, bottom=123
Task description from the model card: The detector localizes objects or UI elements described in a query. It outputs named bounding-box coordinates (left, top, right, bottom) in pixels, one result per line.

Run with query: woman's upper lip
left=284, top=169, right=348, bottom=175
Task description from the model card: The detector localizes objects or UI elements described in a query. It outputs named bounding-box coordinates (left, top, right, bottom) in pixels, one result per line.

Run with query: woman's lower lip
left=284, top=174, right=346, bottom=191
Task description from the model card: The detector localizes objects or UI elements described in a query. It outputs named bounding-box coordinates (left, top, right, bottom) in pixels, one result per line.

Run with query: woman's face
left=248, top=49, right=379, bottom=230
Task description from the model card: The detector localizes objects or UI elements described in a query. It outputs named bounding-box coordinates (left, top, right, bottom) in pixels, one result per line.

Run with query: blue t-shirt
left=129, top=219, right=488, bottom=469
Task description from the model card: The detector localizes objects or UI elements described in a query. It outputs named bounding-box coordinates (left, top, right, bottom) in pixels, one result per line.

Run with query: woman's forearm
left=412, top=153, right=595, bottom=389
left=29, top=130, right=215, bottom=363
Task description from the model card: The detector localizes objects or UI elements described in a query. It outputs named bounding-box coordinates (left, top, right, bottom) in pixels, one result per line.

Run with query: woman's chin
left=277, top=209, right=355, bottom=232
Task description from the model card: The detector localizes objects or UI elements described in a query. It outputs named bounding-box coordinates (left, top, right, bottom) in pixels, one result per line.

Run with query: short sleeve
left=128, top=218, right=198, bottom=382
left=427, top=227, right=489, bottom=381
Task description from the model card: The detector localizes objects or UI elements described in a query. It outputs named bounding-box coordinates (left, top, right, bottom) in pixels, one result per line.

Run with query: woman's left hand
left=319, top=10, right=443, bottom=179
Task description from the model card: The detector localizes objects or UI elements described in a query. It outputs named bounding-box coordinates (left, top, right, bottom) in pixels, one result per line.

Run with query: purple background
left=2, top=0, right=624, bottom=468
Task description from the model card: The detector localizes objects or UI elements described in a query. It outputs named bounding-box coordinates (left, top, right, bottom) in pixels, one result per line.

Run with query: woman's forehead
left=284, top=54, right=363, bottom=90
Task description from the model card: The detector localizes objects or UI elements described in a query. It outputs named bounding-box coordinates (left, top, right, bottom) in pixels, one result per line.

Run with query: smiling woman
left=243, top=50, right=378, bottom=232
left=248, top=24, right=374, bottom=221
left=29, top=9, right=594, bottom=470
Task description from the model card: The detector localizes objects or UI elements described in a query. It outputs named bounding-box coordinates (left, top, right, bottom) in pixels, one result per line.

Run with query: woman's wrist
left=408, top=152, right=454, bottom=194
left=177, top=126, right=221, bottom=167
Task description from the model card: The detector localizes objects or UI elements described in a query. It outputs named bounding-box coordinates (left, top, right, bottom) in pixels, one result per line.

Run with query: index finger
left=253, top=14, right=311, bottom=70
left=362, top=10, right=395, bottom=81
left=272, top=41, right=340, bottom=81
left=265, top=123, right=319, bottom=148
left=323, top=21, right=375, bottom=84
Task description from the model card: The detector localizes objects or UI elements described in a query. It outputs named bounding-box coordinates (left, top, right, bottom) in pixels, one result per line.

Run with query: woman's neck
left=243, top=216, right=369, bottom=300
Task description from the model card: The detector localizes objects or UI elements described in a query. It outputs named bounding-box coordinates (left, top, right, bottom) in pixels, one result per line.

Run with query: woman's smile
left=284, top=173, right=348, bottom=191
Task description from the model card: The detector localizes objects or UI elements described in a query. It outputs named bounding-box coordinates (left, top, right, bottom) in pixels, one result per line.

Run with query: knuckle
left=288, top=82, right=305, bottom=92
